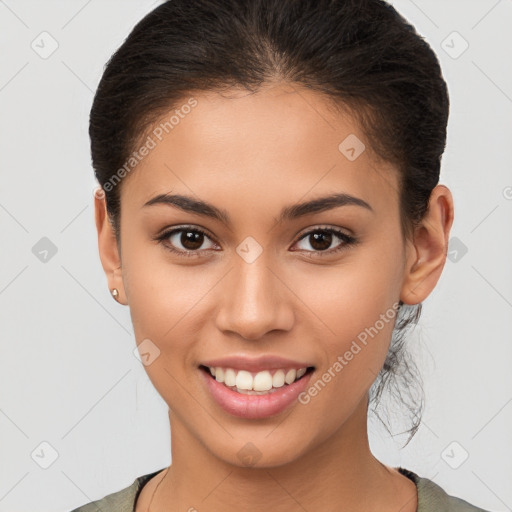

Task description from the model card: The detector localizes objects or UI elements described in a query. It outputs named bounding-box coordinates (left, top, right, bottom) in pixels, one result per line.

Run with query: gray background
left=0, top=1, right=511, bottom=511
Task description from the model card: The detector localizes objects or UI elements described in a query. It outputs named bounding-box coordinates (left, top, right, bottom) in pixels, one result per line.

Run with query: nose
left=214, top=251, right=294, bottom=341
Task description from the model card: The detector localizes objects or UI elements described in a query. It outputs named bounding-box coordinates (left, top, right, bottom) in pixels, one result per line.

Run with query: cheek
left=291, top=239, right=403, bottom=408
left=121, top=234, right=184, bottom=326
left=121, top=244, right=208, bottom=406
left=293, top=240, right=403, bottom=351
left=296, top=287, right=399, bottom=434
left=121, top=236, right=217, bottom=364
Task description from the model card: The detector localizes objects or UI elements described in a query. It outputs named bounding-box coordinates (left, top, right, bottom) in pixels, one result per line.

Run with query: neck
left=151, top=393, right=415, bottom=512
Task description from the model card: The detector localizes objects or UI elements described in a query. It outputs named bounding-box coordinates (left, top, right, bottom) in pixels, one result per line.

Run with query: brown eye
left=293, top=227, right=357, bottom=257
left=156, top=226, right=218, bottom=256
left=307, top=232, right=333, bottom=251
left=177, top=230, right=205, bottom=250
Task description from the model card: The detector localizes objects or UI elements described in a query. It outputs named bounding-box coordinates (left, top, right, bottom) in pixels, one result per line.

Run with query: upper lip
left=200, top=354, right=314, bottom=373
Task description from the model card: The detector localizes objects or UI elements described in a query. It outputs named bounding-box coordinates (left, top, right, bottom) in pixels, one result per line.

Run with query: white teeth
left=296, top=367, right=306, bottom=378
left=210, top=366, right=309, bottom=392
left=285, top=369, right=296, bottom=384
left=235, top=387, right=280, bottom=395
left=253, top=371, right=273, bottom=391
left=235, top=370, right=253, bottom=390
left=224, top=368, right=236, bottom=387
left=272, top=370, right=285, bottom=388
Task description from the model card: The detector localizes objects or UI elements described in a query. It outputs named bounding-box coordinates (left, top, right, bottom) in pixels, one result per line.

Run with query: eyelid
left=291, top=225, right=357, bottom=255
left=295, top=224, right=353, bottom=240
left=156, top=224, right=217, bottom=242
left=153, top=225, right=219, bottom=255
left=155, top=224, right=357, bottom=258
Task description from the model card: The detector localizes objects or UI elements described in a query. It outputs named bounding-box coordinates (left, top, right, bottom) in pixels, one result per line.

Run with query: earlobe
left=400, top=184, right=454, bottom=305
left=94, top=188, right=127, bottom=305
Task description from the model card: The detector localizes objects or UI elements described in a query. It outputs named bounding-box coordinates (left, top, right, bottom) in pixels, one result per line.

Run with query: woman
left=71, top=0, right=490, bottom=510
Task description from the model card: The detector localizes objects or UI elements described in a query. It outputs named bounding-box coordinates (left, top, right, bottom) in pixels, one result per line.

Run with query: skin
left=95, top=82, right=454, bottom=512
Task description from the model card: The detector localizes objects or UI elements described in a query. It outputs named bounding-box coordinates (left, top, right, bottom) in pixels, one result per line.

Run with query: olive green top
left=68, top=466, right=491, bottom=512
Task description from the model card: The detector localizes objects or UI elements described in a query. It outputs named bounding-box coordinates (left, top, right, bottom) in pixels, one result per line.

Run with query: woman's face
left=99, top=83, right=423, bottom=467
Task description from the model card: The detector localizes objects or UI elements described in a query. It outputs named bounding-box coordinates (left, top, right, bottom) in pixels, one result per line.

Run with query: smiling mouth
left=199, top=364, right=315, bottom=395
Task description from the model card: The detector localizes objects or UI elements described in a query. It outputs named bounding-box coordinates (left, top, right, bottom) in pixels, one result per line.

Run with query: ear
left=94, top=188, right=127, bottom=305
left=400, top=184, right=454, bottom=305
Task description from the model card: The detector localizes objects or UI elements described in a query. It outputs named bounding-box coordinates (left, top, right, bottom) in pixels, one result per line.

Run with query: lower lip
left=200, top=368, right=313, bottom=419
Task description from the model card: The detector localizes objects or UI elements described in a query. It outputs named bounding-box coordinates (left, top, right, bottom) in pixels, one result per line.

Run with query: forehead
left=121, top=83, right=400, bottom=216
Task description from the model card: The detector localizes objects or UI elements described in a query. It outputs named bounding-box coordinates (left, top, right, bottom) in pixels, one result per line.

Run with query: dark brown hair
left=90, top=0, right=449, bottom=446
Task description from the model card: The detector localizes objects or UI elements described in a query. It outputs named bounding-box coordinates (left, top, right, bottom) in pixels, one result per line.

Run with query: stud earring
left=111, top=288, right=120, bottom=302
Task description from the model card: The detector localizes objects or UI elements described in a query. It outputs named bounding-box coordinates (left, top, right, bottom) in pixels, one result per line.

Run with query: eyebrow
left=143, top=192, right=373, bottom=226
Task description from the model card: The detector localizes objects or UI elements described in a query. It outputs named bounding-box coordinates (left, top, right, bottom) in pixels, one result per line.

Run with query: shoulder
left=398, top=467, right=493, bottom=512
left=68, top=469, right=165, bottom=512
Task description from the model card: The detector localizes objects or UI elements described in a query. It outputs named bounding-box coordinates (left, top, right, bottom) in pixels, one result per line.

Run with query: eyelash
left=154, top=225, right=358, bottom=259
